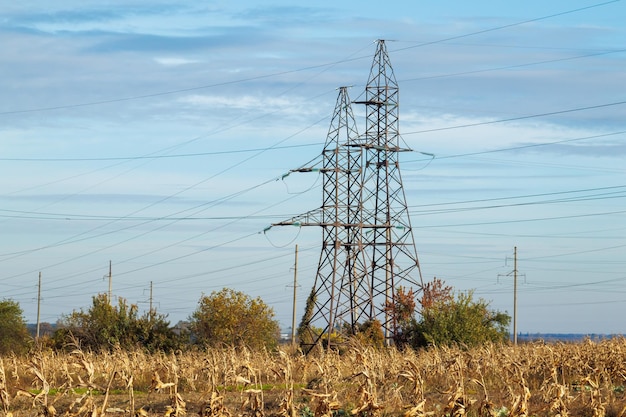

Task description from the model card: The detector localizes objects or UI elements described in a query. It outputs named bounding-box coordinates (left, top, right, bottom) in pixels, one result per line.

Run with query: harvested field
left=1, top=338, right=625, bottom=416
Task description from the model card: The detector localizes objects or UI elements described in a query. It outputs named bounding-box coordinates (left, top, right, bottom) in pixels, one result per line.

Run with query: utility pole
left=513, top=246, right=518, bottom=345
left=36, top=272, right=42, bottom=340
left=499, top=247, right=522, bottom=345
left=149, top=281, right=154, bottom=315
left=291, top=245, right=298, bottom=346
left=108, top=260, right=112, bottom=305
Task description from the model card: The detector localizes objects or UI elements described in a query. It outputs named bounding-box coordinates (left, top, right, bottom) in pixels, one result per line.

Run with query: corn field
left=1, top=338, right=626, bottom=417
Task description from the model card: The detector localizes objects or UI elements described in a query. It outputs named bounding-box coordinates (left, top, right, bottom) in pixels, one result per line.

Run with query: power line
left=20, top=249, right=305, bottom=300
left=522, top=298, right=626, bottom=308
left=0, top=210, right=291, bottom=221
left=403, top=102, right=626, bottom=135
left=415, top=209, right=626, bottom=229
left=1, top=1, right=616, bottom=117
left=445, top=155, right=626, bottom=175
left=0, top=143, right=323, bottom=162
left=409, top=184, right=626, bottom=209
left=0, top=114, right=328, bottom=260
left=520, top=276, right=626, bottom=292
left=523, top=243, right=626, bottom=261
left=431, top=41, right=624, bottom=54
left=3, top=1, right=624, bottom=327
left=393, top=0, right=621, bottom=52
left=400, top=48, right=626, bottom=83
left=0, top=64, right=350, bottom=116
left=0, top=165, right=315, bottom=288
left=3, top=184, right=624, bottom=222
left=402, top=130, right=626, bottom=166
left=418, top=225, right=626, bottom=240
left=5, top=127, right=625, bottom=165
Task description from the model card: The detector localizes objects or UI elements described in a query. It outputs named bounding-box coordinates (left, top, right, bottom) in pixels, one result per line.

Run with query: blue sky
left=1, top=1, right=625, bottom=334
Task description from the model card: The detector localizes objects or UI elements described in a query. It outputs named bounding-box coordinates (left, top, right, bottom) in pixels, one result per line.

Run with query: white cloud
left=1, top=0, right=625, bottom=334
left=175, top=94, right=326, bottom=121
left=154, top=57, right=201, bottom=66
left=178, top=94, right=290, bottom=110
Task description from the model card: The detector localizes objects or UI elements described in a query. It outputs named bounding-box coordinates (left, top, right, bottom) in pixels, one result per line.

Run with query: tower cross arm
left=271, top=208, right=324, bottom=227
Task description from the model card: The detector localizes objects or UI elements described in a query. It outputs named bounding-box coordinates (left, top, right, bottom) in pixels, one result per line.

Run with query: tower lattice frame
left=274, top=40, right=423, bottom=351
left=355, top=40, right=424, bottom=341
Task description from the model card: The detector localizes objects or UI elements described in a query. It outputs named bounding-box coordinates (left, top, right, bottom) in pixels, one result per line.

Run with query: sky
left=1, top=0, right=625, bottom=335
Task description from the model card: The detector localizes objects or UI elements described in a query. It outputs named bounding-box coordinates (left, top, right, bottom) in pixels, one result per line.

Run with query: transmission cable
left=1, top=1, right=616, bottom=117
left=393, top=1, right=620, bottom=52
left=403, top=102, right=626, bottom=135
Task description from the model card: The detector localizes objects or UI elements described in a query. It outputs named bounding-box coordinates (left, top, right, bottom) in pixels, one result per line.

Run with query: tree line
left=0, top=279, right=510, bottom=354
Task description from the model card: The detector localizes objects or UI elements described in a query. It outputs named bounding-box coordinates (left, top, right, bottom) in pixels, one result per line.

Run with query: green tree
left=0, top=299, right=31, bottom=354
left=416, top=289, right=511, bottom=348
left=388, top=278, right=510, bottom=349
left=190, top=288, right=280, bottom=350
left=353, top=319, right=385, bottom=349
left=296, top=289, right=320, bottom=347
left=133, top=309, right=187, bottom=353
left=55, top=294, right=181, bottom=352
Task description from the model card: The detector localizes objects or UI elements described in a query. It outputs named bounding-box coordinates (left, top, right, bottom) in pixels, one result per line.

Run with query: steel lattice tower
left=274, top=86, right=369, bottom=350
left=273, top=41, right=423, bottom=350
left=355, top=40, right=424, bottom=341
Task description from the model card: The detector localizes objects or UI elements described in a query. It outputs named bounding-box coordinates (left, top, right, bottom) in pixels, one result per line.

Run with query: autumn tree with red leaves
left=387, top=278, right=510, bottom=349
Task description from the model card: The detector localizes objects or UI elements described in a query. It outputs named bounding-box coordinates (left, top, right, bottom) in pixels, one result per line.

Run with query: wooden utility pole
left=513, top=246, right=518, bottom=345
left=291, top=245, right=298, bottom=346
left=149, top=281, right=154, bottom=314
left=498, top=247, right=522, bottom=345
left=108, top=260, right=112, bottom=305
left=36, top=272, right=42, bottom=340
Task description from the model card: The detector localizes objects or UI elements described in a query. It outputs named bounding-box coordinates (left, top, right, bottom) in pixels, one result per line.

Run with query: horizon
left=24, top=322, right=626, bottom=344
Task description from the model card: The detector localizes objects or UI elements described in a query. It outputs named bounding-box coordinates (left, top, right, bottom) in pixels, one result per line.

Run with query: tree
left=416, top=289, right=511, bottom=348
left=190, top=288, right=280, bottom=350
left=353, top=319, right=385, bottom=349
left=133, top=309, right=187, bottom=353
left=0, top=299, right=31, bottom=354
left=296, top=289, right=320, bottom=347
left=421, top=277, right=454, bottom=309
left=385, top=286, right=420, bottom=347
left=388, top=278, right=510, bottom=349
left=54, top=294, right=181, bottom=352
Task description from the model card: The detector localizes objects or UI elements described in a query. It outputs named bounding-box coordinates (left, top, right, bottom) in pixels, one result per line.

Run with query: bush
left=0, top=299, right=31, bottom=354
left=353, top=319, right=385, bottom=348
left=54, top=294, right=181, bottom=352
left=388, top=278, right=510, bottom=349
left=416, top=288, right=510, bottom=348
left=190, top=288, right=280, bottom=350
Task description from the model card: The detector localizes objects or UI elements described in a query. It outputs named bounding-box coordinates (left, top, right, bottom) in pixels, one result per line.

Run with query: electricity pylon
left=354, top=40, right=424, bottom=342
left=272, top=40, right=424, bottom=351
left=273, top=86, right=369, bottom=350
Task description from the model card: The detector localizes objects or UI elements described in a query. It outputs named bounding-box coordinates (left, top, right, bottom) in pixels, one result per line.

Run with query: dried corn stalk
left=0, top=359, right=10, bottom=414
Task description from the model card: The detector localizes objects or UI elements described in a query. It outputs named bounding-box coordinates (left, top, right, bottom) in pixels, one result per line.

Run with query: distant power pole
left=36, top=272, right=42, bottom=339
left=499, top=246, right=523, bottom=345
left=149, top=281, right=154, bottom=314
left=513, top=246, right=518, bottom=345
left=108, top=260, right=112, bottom=305
left=291, top=245, right=298, bottom=346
